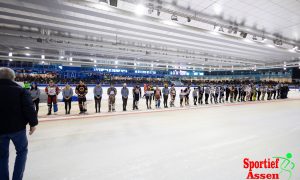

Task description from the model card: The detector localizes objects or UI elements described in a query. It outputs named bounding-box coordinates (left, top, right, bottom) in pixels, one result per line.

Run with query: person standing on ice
left=169, top=84, right=176, bottom=107
left=267, top=85, right=272, bottom=100
left=276, top=83, right=281, bottom=99
left=204, top=85, right=210, bottom=104
left=214, top=85, right=220, bottom=104
left=30, top=82, right=40, bottom=115
left=198, top=85, right=204, bottom=105
left=153, top=85, right=162, bottom=108
left=0, top=67, right=38, bottom=180
left=240, top=84, right=246, bottom=102
left=229, top=85, right=235, bottom=103
left=252, top=86, right=257, bottom=101
left=272, top=84, right=277, bottom=100
left=107, top=83, right=117, bottom=112
left=234, top=85, right=239, bottom=102
left=179, top=89, right=185, bottom=107
left=257, top=84, right=262, bottom=101
left=62, top=83, right=73, bottom=114
left=261, top=85, right=267, bottom=101
left=209, top=85, right=215, bottom=104
left=225, top=85, right=230, bottom=102
left=93, top=82, right=103, bottom=113
left=192, top=88, right=198, bottom=105
left=162, top=84, right=170, bottom=108
left=121, top=83, right=129, bottom=111
left=219, top=86, right=225, bottom=103
left=184, top=85, right=191, bottom=106
left=144, top=84, right=151, bottom=109
left=45, top=80, right=60, bottom=115
left=132, top=85, right=141, bottom=110
left=145, top=84, right=154, bottom=109
left=75, top=80, right=88, bottom=114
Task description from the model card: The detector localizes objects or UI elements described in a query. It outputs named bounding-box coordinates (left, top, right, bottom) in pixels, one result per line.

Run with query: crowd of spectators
left=14, top=73, right=300, bottom=87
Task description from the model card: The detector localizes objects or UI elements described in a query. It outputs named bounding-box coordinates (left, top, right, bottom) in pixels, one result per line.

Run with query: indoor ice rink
left=0, top=0, right=300, bottom=180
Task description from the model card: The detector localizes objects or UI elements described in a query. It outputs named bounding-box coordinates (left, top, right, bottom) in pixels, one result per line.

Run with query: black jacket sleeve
left=22, top=89, right=38, bottom=127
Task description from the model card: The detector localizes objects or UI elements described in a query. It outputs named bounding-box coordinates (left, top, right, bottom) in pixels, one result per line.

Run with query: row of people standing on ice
left=28, top=80, right=290, bottom=115
left=28, top=81, right=177, bottom=115
left=187, top=83, right=290, bottom=106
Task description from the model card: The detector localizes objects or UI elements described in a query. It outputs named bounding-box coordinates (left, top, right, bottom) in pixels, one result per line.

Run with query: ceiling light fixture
left=8, top=52, right=12, bottom=57
left=213, top=4, right=222, bottom=15
left=25, top=53, right=31, bottom=56
left=135, top=4, right=146, bottom=15
left=94, top=2, right=111, bottom=11
left=41, top=55, right=45, bottom=59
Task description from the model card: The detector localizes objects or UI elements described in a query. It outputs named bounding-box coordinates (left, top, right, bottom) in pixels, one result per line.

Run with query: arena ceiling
left=0, top=0, right=299, bottom=71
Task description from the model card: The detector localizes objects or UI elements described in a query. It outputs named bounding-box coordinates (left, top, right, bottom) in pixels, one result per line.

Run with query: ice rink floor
left=9, top=92, right=300, bottom=180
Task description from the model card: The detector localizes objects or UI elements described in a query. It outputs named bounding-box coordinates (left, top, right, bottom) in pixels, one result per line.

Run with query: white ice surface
left=8, top=93, right=300, bottom=180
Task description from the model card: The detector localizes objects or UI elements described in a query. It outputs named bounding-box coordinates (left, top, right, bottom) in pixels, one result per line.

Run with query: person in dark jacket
left=0, top=67, right=38, bottom=180
left=132, top=85, right=141, bottom=110
left=225, top=85, right=230, bottom=102
left=75, top=80, right=88, bottom=114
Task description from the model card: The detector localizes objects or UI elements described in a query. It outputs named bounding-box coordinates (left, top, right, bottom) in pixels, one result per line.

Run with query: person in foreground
left=0, top=67, right=38, bottom=180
